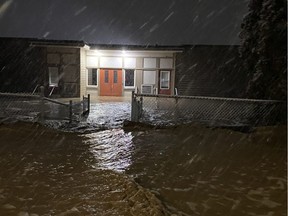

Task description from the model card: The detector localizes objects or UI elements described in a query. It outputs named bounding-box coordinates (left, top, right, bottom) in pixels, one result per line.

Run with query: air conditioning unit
left=141, top=84, right=154, bottom=94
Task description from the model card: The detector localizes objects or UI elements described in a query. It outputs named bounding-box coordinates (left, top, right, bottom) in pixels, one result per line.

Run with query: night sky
left=0, top=0, right=249, bottom=45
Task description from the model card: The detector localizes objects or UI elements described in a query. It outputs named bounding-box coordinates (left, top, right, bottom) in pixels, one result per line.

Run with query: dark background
left=0, top=0, right=248, bottom=45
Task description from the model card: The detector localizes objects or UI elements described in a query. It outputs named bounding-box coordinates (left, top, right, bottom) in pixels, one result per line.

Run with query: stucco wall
left=175, top=45, right=247, bottom=98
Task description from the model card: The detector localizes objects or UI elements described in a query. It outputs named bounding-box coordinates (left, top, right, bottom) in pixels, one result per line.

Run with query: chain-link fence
left=131, top=92, right=286, bottom=126
left=0, top=90, right=90, bottom=123
left=0, top=93, right=42, bottom=121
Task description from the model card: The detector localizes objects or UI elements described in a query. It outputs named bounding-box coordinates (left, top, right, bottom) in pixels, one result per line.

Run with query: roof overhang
left=30, top=39, right=87, bottom=48
left=87, top=44, right=184, bottom=53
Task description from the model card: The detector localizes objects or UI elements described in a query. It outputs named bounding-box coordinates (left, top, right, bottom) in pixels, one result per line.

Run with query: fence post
left=139, top=96, right=143, bottom=118
left=174, top=96, right=179, bottom=122
left=82, top=95, right=85, bottom=112
left=131, top=91, right=135, bottom=121
left=69, top=100, right=73, bottom=123
left=87, top=94, right=90, bottom=113
left=131, top=91, right=137, bottom=122
left=39, top=86, right=45, bottom=123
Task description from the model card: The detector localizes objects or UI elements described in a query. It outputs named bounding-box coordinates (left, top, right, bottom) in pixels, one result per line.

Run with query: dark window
left=125, top=69, right=134, bottom=87
left=105, top=70, right=109, bottom=83
left=88, top=68, right=97, bottom=86
left=113, top=70, right=118, bottom=83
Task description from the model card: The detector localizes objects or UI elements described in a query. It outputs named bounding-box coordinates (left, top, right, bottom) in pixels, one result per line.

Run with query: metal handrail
left=49, top=86, right=56, bottom=96
left=32, top=84, right=40, bottom=94
left=174, top=88, right=178, bottom=96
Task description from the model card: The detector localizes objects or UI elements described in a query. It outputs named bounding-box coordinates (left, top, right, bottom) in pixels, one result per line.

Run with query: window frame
left=124, top=69, right=135, bottom=89
left=160, top=70, right=170, bottom=90
left=86, top=68, right=98, bottom=88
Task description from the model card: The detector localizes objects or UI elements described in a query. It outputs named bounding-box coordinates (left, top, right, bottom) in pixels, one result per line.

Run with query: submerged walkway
left=45, top=96, right=132, bottom=132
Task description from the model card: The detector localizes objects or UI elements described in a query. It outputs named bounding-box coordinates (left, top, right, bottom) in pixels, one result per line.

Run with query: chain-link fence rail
left=131, top=92, right=286, bottom=127
left=0, top=88, right=90, bottom=123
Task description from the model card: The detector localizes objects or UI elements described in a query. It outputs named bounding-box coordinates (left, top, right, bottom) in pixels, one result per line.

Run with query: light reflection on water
left=0, top=123, right=167, bottom=216
left=83, top=129, right=134, bottom=172
left=86, top=102, right=131, bottom=128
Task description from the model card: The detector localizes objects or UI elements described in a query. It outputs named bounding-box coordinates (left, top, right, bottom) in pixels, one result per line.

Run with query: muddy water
left=125, top=126, right=287, bottom=216
left=0, top=121, right=286, bottom=216
left=0, top=123, right=169, bottom=216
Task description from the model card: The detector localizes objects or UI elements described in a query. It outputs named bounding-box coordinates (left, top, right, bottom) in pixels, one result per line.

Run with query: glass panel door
left=160, top=71, right=170, bottom=89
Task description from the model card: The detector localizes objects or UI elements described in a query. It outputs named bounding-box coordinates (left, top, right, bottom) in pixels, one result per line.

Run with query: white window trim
left=124, top=69, right=136, bottom=89
left=86, top=68, right=98, bottom=88
left=160, top=71, right=170, bottom=90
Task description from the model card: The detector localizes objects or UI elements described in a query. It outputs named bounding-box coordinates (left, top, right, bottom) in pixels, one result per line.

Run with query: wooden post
left=69, top=100, right=73, bottom=123
left=39, top=86, right=45, bottom=123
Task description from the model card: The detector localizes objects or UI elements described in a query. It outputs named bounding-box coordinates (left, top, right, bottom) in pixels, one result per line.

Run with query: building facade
left=81, top=45, right=181, bottom=98
left=30, top=40, right=182, bottom=98
left=0, top=37, right=245, bottom=99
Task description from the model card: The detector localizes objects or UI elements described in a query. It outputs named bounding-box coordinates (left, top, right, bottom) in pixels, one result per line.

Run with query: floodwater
left=125, top=126, right=287, bottom=216
left=0, top=101, right=287, bottom=216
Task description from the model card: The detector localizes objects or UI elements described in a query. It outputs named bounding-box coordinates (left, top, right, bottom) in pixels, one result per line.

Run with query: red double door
left=99, top=69, right=123, bottom=96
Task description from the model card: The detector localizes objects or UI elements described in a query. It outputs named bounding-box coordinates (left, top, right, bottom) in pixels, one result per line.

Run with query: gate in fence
left=0, top=87, right=90, bottom=123
left=131, top=91, right=286, bottom=126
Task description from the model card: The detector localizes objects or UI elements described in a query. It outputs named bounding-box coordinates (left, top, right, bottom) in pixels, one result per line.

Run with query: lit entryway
left=100, top=69, right=123, bottom=96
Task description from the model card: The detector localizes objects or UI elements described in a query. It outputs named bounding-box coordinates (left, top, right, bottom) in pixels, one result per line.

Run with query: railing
left=48, top=86, right=56, bottom=96
left=32, top=84, right=40, bottom=95
left=0, top=86, right=90, bottom=123
left=131, top=91, right=286, bottom=127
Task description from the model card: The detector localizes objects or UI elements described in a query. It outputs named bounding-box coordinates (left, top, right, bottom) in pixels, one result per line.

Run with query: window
left=105, top=70, right=109, bottom=83
left=160, top=71, right=170, bottom=89
left=87, top=68, right=98, bottom=86
left=124, top=58, right=136, bottom=68
left=125, top=69, right=135, bottom=87
left=48, top=67, right=59, bottom=87
left=100, top=57, right=122, bottom=68
left=160, top=58, right=173, bottom=68
left=113, top=70, right=118, bottom=83
left=143, top=58, right=157, bottom=68
left=86, top=56, right=98, bottom=67
left=143, top=70, right=156, bottom=85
